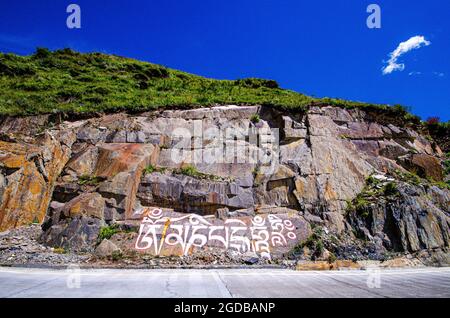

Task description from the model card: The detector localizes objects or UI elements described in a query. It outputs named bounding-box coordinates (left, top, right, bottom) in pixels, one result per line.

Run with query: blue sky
left=1, top=0, right=449, bottom=120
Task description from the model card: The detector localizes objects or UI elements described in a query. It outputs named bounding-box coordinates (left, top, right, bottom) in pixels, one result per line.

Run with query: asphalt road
left=0, top=267, right=449, bottom=298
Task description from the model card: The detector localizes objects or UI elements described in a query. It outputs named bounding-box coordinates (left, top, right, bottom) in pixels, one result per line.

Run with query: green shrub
left=143, top=164, right=156, bottom=174
left=235, top=78, right=279, bottom=89
left=427, top=176, right=450, bottom=190
left=383, top=182, right=399, bottom=196
left=33, top=47, right=51, bottom=59
left=426, top=121, right=450, bottom=148
left=179, top=165, right=199, bottom=177
left=443, top=160, right=450, bottom=175
left=175, top=165, right=218, bottom=180
left=345, top=176, right=376, bottom=217
left=354, top=196, right=369, bottom=209
left=327, top=252, right=337, bottom=264
left=395, top=170, right=421, bottom=186
left=250, top=114, right=260, bottom=123
left=298, top=228, right=325, bottom=260
left=347, top=195, right=371, bottom=218
left=111, top=250, right=123, bottom=261
left=99, top=225, right=120, bottom=241
left=252, top=166, right=260, bottom=175
left=53, top=247, right=66, bottom=254
left=433, top=181, right=450, bottom=190
left=366, top=175, right=378, bottom=185
left=143, top=164, right=168, bottom=175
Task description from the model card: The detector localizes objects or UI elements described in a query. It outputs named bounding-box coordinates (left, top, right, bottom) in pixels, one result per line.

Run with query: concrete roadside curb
left=2, top=263, right=445, bottom=271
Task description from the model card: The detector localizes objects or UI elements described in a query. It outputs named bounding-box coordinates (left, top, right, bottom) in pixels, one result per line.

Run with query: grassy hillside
left=0, top=48, right=414, bottom=118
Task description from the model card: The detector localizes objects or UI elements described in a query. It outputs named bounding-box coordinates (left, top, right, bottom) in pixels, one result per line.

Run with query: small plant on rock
left=78, top=174, right=103, bottom=186
left=111, top=250, right=123, bottom=262
left=299, top=227, right=325, bottom=260
left=327, top=253, right=337, bottom=264
left=401, top=171, right=421, bottom=186
left=143, top=164, right=156, bottom=174
left=99, top=224, right=120, bottom=241
left=53, top=247, right=66, bottom=254
left=427, top=176, right=450, bottom=190
left=443, top=159, right=450, bottom=175
left=176, top=165, right=221, bottom=180
left=354, top=197, right=371, bottom=218
left=179, top=165, right=201, bottom=177
left=143, top=164, right=167, bottom=175
left=383, top=182, right=399, bottom=196
left=250, top=114, right=260, bottom=123
left=144, top=164, right=157, bottom=174
left=366, top=175, right=378, bottom=186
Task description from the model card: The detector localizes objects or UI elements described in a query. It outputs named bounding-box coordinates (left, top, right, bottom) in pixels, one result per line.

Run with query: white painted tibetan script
left=135, top=208, right=297, bottom=259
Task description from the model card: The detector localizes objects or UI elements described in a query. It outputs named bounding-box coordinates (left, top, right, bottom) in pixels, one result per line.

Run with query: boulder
left=95, top=239, right=121, bottom=258
left=39, top=193, right=106, bottom=252
left=61, top=192, right=105, bottom=219
left=95, top=143, right=158, bottom=219
left=242, top=251, right=260, bottom=264
left=64, top=145, right=98, bottom=177
left=40, top=216, right=104, bottom=252
left=404, top=154, right=443, bottom=181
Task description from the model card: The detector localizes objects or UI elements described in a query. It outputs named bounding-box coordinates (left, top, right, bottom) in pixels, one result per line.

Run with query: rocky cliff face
left=0, top=105, right=448, bottom=262
left=0, top=117, right=75, bottom=231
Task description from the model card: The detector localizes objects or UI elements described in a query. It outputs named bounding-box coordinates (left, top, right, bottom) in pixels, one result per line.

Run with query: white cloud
left=382, top=35, right=431, bottom=75
left=433, top=72, right=445, bottom=77
left=408, top=71, right=422, bottom=76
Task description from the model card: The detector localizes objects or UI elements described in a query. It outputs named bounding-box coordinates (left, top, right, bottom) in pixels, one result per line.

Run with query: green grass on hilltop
left=0, top=48, right=312, bottom=115
left=0, top=48, right=416, bottom=119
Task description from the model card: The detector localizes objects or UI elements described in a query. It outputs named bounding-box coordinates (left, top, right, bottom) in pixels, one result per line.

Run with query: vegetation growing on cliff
left=98, top=224, right=120, bottom=241
left=425, top=119, right=450, bottom=153
left=142, top=164, right=225, bottom=181
left=176, top=165, right=224, bottom=181
left=143, top=164, right=167, bottom=175
left=0, top=48, right=406, bottom=117
left=77, top=174, right=103, bottom=186
left=345, top=176, right=402, bottom=218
